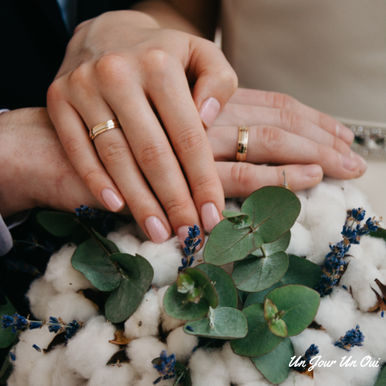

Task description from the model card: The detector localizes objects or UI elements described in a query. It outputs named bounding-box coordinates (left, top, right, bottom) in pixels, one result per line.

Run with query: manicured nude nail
left=201, top=202, right=220, bottom=232
left=337, top=123, right=355, bottom=144
left=351, top=151, right=367, bottom=174
left=145, top=216, right=169, bottom=243
left=199, top=97, right=220, bottom=128
left=302, top=164, right=322, bottom=178
left=340, top=153, right=358, bottom=172
left=101, top=188, right=124, bottom=212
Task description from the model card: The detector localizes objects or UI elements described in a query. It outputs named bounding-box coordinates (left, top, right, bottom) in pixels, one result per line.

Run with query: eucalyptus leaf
left=204, top=187, right=300, bottom=265
left=37, top=211, right=77, bottom=236
left=264, top=298, right=278, bottom=321
left=369, top=227, right=386, bottom=243
left=222, top=211, right=253, bottom=230
left=90, top=230, right=120, bottom=254
left=252, top=231, right=291, bottom=258
left=268, top=319, right=288, bottom=338
left=105, top=253, right=154, bottom=323
left=174, top=362, right=192, bottom=386
left=281, top=255, right=323, bottom=289
left=251, top=337, right=294, bottom=384
left=265, top=285, right=320, bottom=336
left=183, top=307, right=247, bottom=339
left=196, top=263, right=238, bottom=308
left=230, top=303, right=282, bottom=357
left=0, top=297, right=17, bottom=348
left=71, top=238, right=121, bottom=292
left=374, top=364, right=386, bottom=386
left=244, top=282, right=284, bottom=308
left=232, top=252, right=289, bottom=292
left=0, top=356, right=12, bottom=385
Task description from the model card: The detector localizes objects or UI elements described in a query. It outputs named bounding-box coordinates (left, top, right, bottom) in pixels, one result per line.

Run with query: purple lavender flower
left=334, top=325, right=364, bottom=351
left=152, top=350, right=176, bottom=384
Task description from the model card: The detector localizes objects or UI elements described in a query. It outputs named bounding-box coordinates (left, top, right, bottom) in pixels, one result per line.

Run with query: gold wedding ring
left=89, top=119, right=121, bottom=140
left=236, top=126, right=249, bottom=162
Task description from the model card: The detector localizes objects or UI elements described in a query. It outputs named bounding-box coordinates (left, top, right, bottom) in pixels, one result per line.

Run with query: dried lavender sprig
left=293, top=344, right=319, bottom=373
left=178, top=225, right=201, bottom=272
left=153, top=350, right=176, bottom=384
left=334, top=325, right=364, bottom=351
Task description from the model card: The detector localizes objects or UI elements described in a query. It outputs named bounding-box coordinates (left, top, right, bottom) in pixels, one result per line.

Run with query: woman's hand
left=207, top=89, right=366, bottom=195
left=47, top=10, right=238, bottom=245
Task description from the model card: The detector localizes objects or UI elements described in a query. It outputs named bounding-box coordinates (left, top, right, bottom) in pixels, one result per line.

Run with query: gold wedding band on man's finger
left=236, top=125, right=249, bottom=162
left=90, top=119, right=122, bottom=140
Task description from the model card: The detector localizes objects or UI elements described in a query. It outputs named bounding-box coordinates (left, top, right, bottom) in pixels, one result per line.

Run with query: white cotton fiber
left=295, top=190, right=311, bottom=225
left=157, top=286, right=185, bottom=331
left=166, top=326, right=198, bottom=363
left=138, top=237, right=183, bottom=287
left=28, top=347, right=61, bottom=386
left=280, top=372, right=317, bottom=386
left=87, top=363, right=137, bottom=386
left=314, top=288, right=361, bottom=340
left=340, top=258, right=385, bottom=311
left=65, top=316, right=119, bottom=379
left=134, top=373, right=174, bottom=386
left=220, top=342, right=264, bottom=384
left=44, top=292, right=98, bottom=322
left=349, top=235, right=386, bottom=267
left=44, top=243, right=95, bottom=293
left=126, top=336, right=167, bottom=375
left=9, top=327, right=55, bottom=386
left=189, top=349, right=230, bottom=386
left=124, top=288, right=161, bottom=339
left=107, top=226, right=141, bottom=256
left=287, top=222, right=314, bottom=257
left=27, top=277, right=58, bottom=319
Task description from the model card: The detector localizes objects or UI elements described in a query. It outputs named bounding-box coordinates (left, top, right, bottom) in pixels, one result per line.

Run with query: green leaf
left=204, top=220, right=263, bottom=266
left=241, top=187, right=301, bottom=242
left=222, top=210, right=253, bottom=230
left=232, top=251, right=289, bottom=292
left=0, top=356, right=12, bottom=385
left=230, top=303, right=282, bottom=357
left=105, top=253, right=154, bottom=323
left=90, top=230, right=120, bottom=254
left=265, top=285, right=320, bottom=336
left=374, top=364, right=386, bottom=386
left=369, top=227, right=386, bottom=243
left=196, top=263, right=238, bottom=308
left=281, top=255, right=323, bottom=289
left=71, top=238, right=121, bottom=292
left=37, top=211, right=77, bottom=236
left=264, top=298, right=278, bottom=320
left=174, top=362, right=192, bottom=386
left=164, top=268, right=218, bottom=320
left=251, top=338, right=294, bottom=384
left=177, top=273, right=196, bottom=294
left=268, top=319, right=288, bottom=338
left=244, top=282, right=284, bottom=308
left=252, top=231, right=291, bottom=257
left=0, top=297, right=18, bottom=348
left=204, top=187, right=300, bottom=266
left=183, top=307, right=248, bottom=339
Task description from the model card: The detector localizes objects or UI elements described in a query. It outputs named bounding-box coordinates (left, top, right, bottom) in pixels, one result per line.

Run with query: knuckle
left=230, top=162, right=255, bottom=188
left=260, top=125, right=283, bottom=151
left=47, top=79, right=65, bottom=104
left=69, top=63, right=92, bottom=86
left=64, top=136, right=88, bottom=157
left=142, top=49, right=172, bottom=77
left=137, top=142, right=170, bottom=169
left=99, top=141, right=128, bottom=165
left=175, top=129, right=206, bottom=155
left=95, top=54, right=127, bottom=84
left=191, top=172, right=218, bottom=195
left=162, top=194, right=191, bottom=218
left=216, top=67, right=238, bottom=92
left=272, top=92, right=295, bottom=110
left=82, top=167, right=101, bottom=188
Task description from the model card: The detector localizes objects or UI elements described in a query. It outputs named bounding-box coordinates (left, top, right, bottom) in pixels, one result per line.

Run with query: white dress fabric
left=220, top=0, right=386, bottom=216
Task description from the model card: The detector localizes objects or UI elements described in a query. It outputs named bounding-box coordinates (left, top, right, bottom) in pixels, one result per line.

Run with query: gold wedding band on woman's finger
left=236, top=126, right=249, bottom=162
left=90, top=119, right=121, bottom=140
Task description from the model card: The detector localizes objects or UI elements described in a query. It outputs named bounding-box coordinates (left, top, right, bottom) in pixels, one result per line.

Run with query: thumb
left=187, top=37, right=238, bottom=127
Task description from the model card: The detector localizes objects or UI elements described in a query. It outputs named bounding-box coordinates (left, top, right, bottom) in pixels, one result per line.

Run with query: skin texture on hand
left=47, top=10, right=238, bottom=245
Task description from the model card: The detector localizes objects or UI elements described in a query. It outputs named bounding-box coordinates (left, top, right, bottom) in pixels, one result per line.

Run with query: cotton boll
left=340, top=258, right=385, bottom=311
left=189, top=349, right=230, bottom=386
left=134, top=373, right=174, bottom=386
left=166, top=326, right=198, bottom=363
left=27, top=277, right=59, bottom=319
left=157, top=286, right=186, bottom=332
left=44, top=244, right=95, bottom=293
left=350, top=236, right=386, bottom=267
left=357, top=312, right=386, bottom=361
left=138, top=237, right=183, bottom=287
left=10, top=327, right=55, bottom=385
left=314, top=289, right=361, bottom=340
left=126, top=336, right=167, bottom=376
left=287, top=222, right=314, bottom=257
left=295, top=190, right=310, bottom=225
left=343, top=181, right=375, bottom=217
left=88, top=364, right=137, bottom=386
left=220, top=342, right=264, bottom=384
left=44, top=292, right=98, bottom=322
left=107, top=227, right=141, bottom=256
left=124, top=288, right=161, bottom=339
left=134, top=222, right=150, bottom=242
left=28, top=348, right=61, bottom=386
left=65, top=316, right=119, bottom=379
left=280, top=371, right=317, bottom=386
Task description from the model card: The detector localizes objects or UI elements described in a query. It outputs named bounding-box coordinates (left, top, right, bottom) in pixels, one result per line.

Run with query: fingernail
left=351, top=151, right=367, bottom=174
left=337, top=123, right=354, bottom=144
left=145, top=216, right=169, bottom=243
left=201, top=202, right=220, bottom=232
left=340, top=153, right=359, bottom=172
left=199, top=97, right=220, bottom=128
left=101, top=188, right=124, bottom=212
left=302, top=164, right=322, bottom=178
